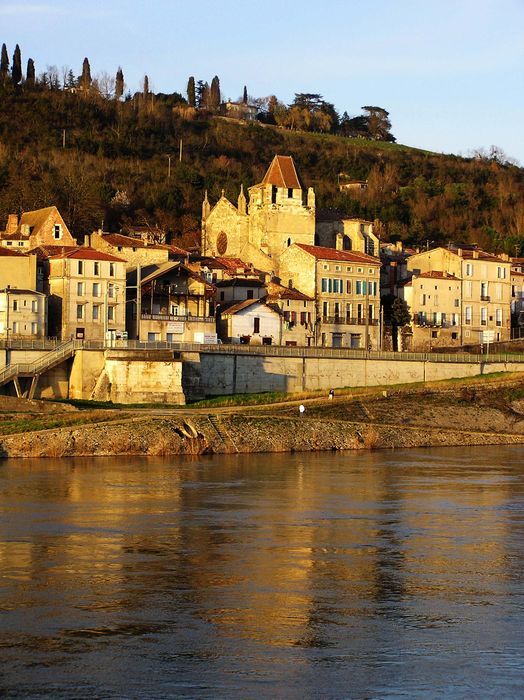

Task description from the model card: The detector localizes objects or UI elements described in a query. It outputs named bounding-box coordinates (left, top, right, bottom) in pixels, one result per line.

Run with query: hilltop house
left=1, top=207, right=77, bottom=250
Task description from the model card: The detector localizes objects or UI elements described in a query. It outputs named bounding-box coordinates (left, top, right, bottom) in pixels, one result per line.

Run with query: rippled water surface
left=1, top=446, right=524, bottom=698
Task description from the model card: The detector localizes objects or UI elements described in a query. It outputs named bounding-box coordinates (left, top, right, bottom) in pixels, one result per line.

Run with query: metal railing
left=0, top=339, right=78, bottom=387
left=140, top=313, right=215, bottom=323
left=322, top=316, right=379, bottom=326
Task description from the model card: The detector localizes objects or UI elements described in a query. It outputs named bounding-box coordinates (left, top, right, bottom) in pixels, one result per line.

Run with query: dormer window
left=54, top=224, right=61, bottom=240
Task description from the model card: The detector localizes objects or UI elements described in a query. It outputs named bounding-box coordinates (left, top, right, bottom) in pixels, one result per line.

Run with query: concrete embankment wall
left=3, top=346, right=524, bottom=404
left=68, top=350, right=185, bottom=404
left=190, top=352, right=524, bottom=397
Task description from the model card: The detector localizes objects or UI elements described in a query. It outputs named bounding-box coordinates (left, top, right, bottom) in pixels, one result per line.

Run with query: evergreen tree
left=201, top=81, right=210, bottom=110
left=195, top=79, right=205, bottom=108
left=0, top=43, right=9, bottom=85
left=243, top=85, right=248, bottom=104
left=80, top=57, right=91, bottom=89
left=210, top=75, right=220, bottom=110
left=11, top=44, right=22, bottom=85
left=65, top=69, right=76, bottom=89
left=25, top=58, right=35, bottom=88
left=143, top=74, right=149, bottom=98
left=115, top=67, right=124, bottom=100
left=187, top=76, right=196, bottom=107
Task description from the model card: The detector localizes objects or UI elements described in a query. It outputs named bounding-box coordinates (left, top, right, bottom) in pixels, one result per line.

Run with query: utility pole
left=167, top=155, right=171, bottom=180
left=179, top=138, right=183, bottom=162
left=62, top=129, right=66, bottom=148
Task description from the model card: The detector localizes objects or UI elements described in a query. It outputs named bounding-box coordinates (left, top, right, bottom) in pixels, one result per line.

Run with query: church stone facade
left=201, top=155, right=316, bottom=275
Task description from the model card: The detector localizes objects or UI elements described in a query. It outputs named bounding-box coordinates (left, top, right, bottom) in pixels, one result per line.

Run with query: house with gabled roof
left=279, top=243, right=381, bottom=348
left=88, top=230, right=188, bottom=270
left=127, top=261, right=216, bottom=343
left=218, top=297, right=281, bottom=345
left=266, top=279, right=315, bottom=346
left=1, top=207, right=77, bottom=250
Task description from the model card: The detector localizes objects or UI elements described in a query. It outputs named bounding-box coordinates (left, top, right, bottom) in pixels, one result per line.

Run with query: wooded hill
left=0, top=86, right=523, bottom=254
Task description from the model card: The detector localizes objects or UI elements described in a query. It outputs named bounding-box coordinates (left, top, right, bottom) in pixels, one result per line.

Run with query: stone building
left=218, top=299, right=281, bottom=345
left=0, top=288, right=47, bottom=340
left=406, top=247, right=512, bottom=345
left=201, top=155, right=316, bottom=274
left=89, top=231, right=188, bottom=270
left=46, top=248, right=127, bottom=341
left=316, top=213, right=378, bottom=257
left=1, top=207, right=76, bottom=250
left=279, top=244, right=381, bottom=349
left=0, top=248, right=38, bottom=290
left=399, top=271, right=462, bottom=350
left=266, top=280, right=315, bottom=346
left=127, top=262, right=215, bottom=343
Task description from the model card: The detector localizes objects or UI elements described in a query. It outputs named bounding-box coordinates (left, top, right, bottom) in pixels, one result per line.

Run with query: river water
left=0, top=447, right=523, bottom=699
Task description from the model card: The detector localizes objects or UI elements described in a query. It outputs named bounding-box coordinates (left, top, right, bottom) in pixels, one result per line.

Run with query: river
left=0, top=447, right=523, bottom=698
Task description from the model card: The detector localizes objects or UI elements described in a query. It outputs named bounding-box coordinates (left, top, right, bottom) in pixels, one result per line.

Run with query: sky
left=1, top=0, right=523, bottom=163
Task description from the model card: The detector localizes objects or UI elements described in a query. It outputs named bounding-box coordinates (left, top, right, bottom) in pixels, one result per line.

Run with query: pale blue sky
left=1, top=0, right=523, bottom=163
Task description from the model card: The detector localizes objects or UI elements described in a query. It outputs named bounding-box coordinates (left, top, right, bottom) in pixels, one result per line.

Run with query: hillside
left=0, top=88, right=523, bottom=253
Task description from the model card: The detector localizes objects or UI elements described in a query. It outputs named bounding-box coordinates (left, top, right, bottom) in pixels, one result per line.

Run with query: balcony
left=322, top=316, right=379, bottom=326
left=140, top=313, right=215, bottom=323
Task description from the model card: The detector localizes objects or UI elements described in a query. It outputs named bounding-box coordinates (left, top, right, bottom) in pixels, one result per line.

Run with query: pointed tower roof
left=260, top=155, right=303, bottom=190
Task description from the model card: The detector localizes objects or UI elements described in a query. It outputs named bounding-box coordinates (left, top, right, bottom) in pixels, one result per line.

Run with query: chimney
left=6, top=214, right=18, bottom=234
left=473, top=250, right=479, bottom=259
left=457, top=248, right=463, bottom=257
left=84, top=233, right=90, bottom=247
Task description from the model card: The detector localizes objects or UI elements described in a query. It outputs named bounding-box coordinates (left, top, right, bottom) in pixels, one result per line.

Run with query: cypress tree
left=243, top=85, right=248, bottom=104
left=115, top=67, right=124, bottom=100
left=11, top=44, right=22, bottom=85
left=210, top=75, right=220, bottom=110
left=143, top=74, right=149, bottom=98
left=0, top=43, right=9, bottom=85
left=80, top=57, right=91, bottom=89
left=25, top=58, right=35, bottom=88
left=187, top=76, right=195, bottom=107
left=195, top=80, right=205, bottom=108
left=201, top=81, right=210, bottom=110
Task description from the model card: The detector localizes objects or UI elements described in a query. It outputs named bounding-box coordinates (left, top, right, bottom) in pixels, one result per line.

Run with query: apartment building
left=406, top=247, right=512, bottom=345
left=46, top=248, right=127, bottom=341
left=279, top=243, right=381, bottom=349
left=400, top=271, right=462, bottom=350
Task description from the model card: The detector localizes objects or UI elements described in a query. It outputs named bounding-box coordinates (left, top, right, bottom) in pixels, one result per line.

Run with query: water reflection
left=0, top=448, right=523, bottom=698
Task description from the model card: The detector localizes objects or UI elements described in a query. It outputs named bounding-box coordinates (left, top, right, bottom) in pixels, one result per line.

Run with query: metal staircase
left=0, top=340, right=78, bottom=399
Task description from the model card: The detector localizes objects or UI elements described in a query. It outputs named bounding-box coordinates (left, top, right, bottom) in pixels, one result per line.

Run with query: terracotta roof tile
left=261, top=156, right=302, bottom=190
left=295, top=243, right=380, bottom=264
left=49, top=248, right=125, bottom=262
left=0, top=247, right=29, bottom=257
left=99, top=233, right=167, bottom=250
left=266, top=280, right=313, bottom=301
left=29, top=245, right=79, bottom=260
left=414, top=271, right=460, bottom=280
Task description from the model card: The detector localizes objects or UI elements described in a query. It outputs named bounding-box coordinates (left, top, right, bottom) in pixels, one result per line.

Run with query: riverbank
left=1, top=374, right=524, bottom=457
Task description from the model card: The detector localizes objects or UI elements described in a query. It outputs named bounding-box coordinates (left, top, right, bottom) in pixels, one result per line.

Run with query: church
left=200, top=155, right=316, bottom=275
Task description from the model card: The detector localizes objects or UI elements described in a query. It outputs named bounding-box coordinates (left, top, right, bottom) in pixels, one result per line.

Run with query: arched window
left=343, top=236, right=352, bottom=251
